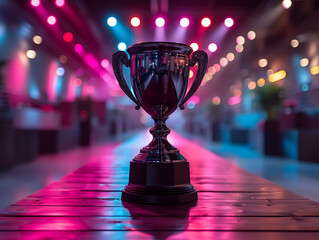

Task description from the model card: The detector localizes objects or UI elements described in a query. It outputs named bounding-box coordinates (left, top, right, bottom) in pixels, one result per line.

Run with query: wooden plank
left=1, top=216, right=319, bottom=231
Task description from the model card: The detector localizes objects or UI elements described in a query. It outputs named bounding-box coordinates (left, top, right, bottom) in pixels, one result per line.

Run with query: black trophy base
left=122, top=161, right=198, bottom=204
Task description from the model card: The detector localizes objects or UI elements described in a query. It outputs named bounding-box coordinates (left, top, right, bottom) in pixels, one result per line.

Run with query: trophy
left=112, top=42, right=207, bottom=204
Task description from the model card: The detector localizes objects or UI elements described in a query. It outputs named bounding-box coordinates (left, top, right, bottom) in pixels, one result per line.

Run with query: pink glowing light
left=189, top=96, right=200, bottom=104
left=155, top=17, right=165, bottom=27
left=47, top=16, right=57, bottom=25
left=84, top=53, right=98, bottom=69
left=208, top=43, right=217, bottom=53
left=63, top=32, right=73, bottom=42
left=76, top=68, right=84, bottom=77
left=213, top=64, right=221, bottom=72
left=75, top=78, right=82, bottom=86
left=224, top=18, right=234, bottom=28
left=180, top=18, right=190, bottom=27
left=101, top=59, right=110, bottom=68
left=74, top=44, right=84, bottom=54
left=55, top=0, right=65, bottom=7
left=228, top=95, right=241, bottom=105
left=31, top=0, right=40, bottom=7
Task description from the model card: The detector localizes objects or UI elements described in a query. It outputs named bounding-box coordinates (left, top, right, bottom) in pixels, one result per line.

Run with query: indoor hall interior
left=1, top=0, right=319, bottom=238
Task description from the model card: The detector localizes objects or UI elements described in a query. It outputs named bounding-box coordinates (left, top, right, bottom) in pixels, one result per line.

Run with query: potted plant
left=256, top=84, right=284, bottom=156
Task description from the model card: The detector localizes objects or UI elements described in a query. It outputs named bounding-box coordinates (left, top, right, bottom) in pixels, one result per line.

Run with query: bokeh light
left=47, top=16, right=57, bottom=25
left=74, top=44, right=84, bottom=54
left=213, top=64, right=221, bottom=72
left=258, top=58, right=268, bottom=68
left=33, top=35, right=42, bottom=44
left=291, top=39, right=299, bottom=48
left=155, top=17, right=165, bottom=27
left=55, top=0, right=65, bottom=7
left=257, top=78, right=265, bottom=87
left=226, top=53, right=235, bottom=61
left=311, top=66, right=319, bottom=75
left=282, top=0, right=292, bottom=9
left=224, top=18, right=234, bottom=28
left=212, top=96, right=221, bottom=105
left=63, top=32, right=73, bottom=42
left=75, top=78, right=82, bottom=87
left=220, top=57, right=228, bottom=67
left=201, top=17, right=211, bottom=27
left=208, top=43, right=217, bottom=53
left=101, top=59, right=110, bottom=68
left=56, top=67, right=65, bottom=76
left=107, top=17, right=117, bottom=27
left=235, top=44, right=244, bottom=53
left=248, top=81, right=256, bottom=90
left=59, top=55, right=67, bottom=63
left=180, top=18, right=190, bottom=27
left=190, top=43, right=199, bottom=51
left=30, top=0, right=40, bottom=7
left=118, top=42, right=127, bottom=51
left=131, top=17, right=141, bottom=27
left=189, top=70, right=194, bottom=78
left=236, top=36, right=245, bottom=45
left=26, top=50, right=36, bottom=59
left=300, top=58, right=309, bottom=67
left=247, top=31, right=256, bottom=40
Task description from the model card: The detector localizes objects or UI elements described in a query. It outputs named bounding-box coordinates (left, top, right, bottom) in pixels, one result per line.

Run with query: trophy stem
left=133, top=105, right=186, bottom=162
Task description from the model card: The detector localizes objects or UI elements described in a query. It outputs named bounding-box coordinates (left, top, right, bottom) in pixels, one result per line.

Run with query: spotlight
left=55, top=0, right=65, bottom=7
left=107, top=17, right=117, bottom=27
left=190, top=43, right=199, bottom=51
left=30, top=0, right=40, bottom=7
left=282, top=0, right=292, bottom=9
left=118, top=42, right=127, bottom=51
left=56, top=67, right=65, bottom=76
left=26, top=50, right=36, bottom=59
left=131, top=17, right=140, bottom=27
left=224, top=18, right=234, bottom=28
left=201, top=17, right=211, bottom=27
left=180, top=18, right=190, bottom=27
left=208, top=43, right=217, bottom=53
left=155, top=17, right=165, bottom=27
left=47, top=16, right=57, bottom=25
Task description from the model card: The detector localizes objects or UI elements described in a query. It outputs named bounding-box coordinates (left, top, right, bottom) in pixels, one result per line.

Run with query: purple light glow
left=84, top=53, right=98, bottom=69
left=55, top=0, right=65, bottom=7
left=101, top=59, right=110, bottom=68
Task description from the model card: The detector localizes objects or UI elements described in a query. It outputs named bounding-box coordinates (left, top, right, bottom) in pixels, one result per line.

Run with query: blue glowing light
left=118, top=42, right=127, bottom=51
left=107, top=17, right=117, bottom=27
left=56, top=67, right=65, bottom=76
left=302, top=84, right=308, bottom=92
left=187, top=101, right=195, bottom=109
left=29, top=81, right=40, bottom=99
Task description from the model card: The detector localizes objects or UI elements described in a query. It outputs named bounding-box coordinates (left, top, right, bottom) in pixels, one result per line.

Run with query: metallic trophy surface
left=112, top=42, right=207, bottom=204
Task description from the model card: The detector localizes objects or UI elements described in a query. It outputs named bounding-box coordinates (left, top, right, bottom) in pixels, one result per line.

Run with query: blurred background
left=1, top=0, right=319, bottom=205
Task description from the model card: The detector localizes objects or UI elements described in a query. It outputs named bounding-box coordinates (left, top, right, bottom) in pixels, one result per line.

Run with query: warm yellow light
left=269, top=70, right=286, bottom=82
left=247, top=31, right=256, bottom=40
left=226, top=53, right=235, bottom=61
left=258, top=58, right=268, bottom=68
left=311, top=66, right=319, bottom=75
left=204, top=72, right=213, bottom=82
left=236, top=36, right=245, bottom=45
left=300, top=58, right=309, bottom=67
left=220, top=57, right=228, bottom=67
left=26, top=50, right=36, bottom=59
left=212, top=96, right=221, bottom=105
left=257, top=78, right=265, bottom=87
left=282, top=0, right=292, bottom=9
left=291, top=39, right=299, bottom=48
left=189, top=70, right=194, bottom=78
left=208, top=66, right=216, bottom=74
left=248, top=81, right=256, bottom=90
left=33, top=35, right=42, bottom=44
left=235, top=44, right=244, bottom=53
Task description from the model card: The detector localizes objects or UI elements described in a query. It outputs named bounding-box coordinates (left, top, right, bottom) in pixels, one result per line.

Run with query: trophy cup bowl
left=112, top=42, right=207, bottom=204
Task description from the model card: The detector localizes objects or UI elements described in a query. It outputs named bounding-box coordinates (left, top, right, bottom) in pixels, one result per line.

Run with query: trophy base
left=122, top=161, right=198, bottom=204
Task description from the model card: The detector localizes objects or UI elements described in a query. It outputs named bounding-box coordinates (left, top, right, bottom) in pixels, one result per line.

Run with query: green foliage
left=256, top=84, right=284, bottom=120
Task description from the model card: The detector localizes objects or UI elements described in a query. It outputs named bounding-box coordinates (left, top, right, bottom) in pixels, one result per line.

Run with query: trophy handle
left=112, top=51, right=141, bottom=110
left=179, top=50, right=208, bottom=110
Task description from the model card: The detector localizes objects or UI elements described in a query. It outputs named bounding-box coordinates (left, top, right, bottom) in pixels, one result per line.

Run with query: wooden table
left=1, top=131, right=319, bottom=239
